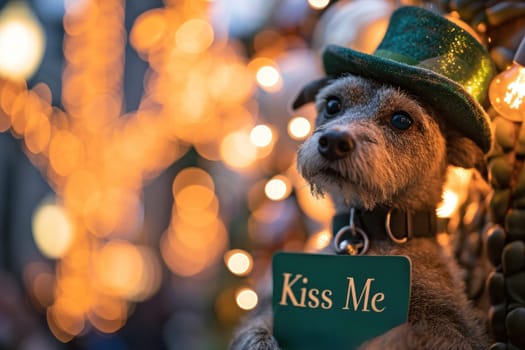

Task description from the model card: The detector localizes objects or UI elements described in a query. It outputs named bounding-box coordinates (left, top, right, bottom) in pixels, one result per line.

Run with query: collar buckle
left=385, top=208, right=410, bottom=245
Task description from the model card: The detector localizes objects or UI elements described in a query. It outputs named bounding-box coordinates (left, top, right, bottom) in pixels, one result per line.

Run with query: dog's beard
left=297, top=154, right=364, bottom=204
left=297, top=142, right=392, bottom=209
left=306, top=166, right=353, bottom=194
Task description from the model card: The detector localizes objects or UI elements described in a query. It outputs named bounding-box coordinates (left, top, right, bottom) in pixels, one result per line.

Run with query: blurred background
left=0, top=0, right=523, bottom=349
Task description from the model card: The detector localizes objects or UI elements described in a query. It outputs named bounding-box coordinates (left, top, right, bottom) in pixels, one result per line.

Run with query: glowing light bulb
left=489, top=37, right=525, bottom=121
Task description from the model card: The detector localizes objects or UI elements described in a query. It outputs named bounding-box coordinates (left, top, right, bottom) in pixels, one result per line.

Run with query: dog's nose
left=318, top=130, right=354, bottom=160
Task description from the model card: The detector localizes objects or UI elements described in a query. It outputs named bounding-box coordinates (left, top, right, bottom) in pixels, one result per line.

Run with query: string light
left=489, top=36, right=525, bottom=121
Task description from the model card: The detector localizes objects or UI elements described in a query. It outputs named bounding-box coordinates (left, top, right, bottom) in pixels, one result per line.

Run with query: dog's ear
left=292, top=77, right=334, bottom=110
left=447, top=135, right=488, bottom=181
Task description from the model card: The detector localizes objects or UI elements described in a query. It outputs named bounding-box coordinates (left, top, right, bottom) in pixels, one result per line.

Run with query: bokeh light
left=220, top=130, right=257, bottom=168
left=288, top=116, right=312, bottom=140
left=264, top=175, right=291, bottom=201
left=0, top=1, right=45, bottom=80
left=256, top=66, right=280, bottom=87
left=32, top=203, right=74, bottom=259
left=305, top=229, right=331, bottom=252
left=235, top=287, right=258, bottom=311
left=162, top=167, right=228, bottom=278
left=437, top=167, right=473, bottom=218
left=225, top=249, right=253, bottom=276
left=95, top=240, right=145, bottom=299
left=0, top=0, right=497, bottom=347
left=436, top=190, right=460, bottom=218
left=176, top=19, right=214, bottom=54
left=256, top=65, right=281, bottom=91
left=130, top=8, right=167, bottom=53
left=250, top=124, right=273, bottom=147
left=295, top=178, right=334, bottom=222
left=308, top=0, right=330, bottom=10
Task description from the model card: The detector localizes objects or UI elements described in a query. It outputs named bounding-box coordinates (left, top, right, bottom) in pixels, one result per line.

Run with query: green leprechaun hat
left=323, top=6, right=495, bottom=153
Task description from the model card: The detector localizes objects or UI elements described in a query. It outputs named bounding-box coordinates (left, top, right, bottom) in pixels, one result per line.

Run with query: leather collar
left=332, top=207, right=438, bottom=244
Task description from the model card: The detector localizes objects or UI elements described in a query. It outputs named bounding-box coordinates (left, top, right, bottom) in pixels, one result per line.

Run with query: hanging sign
left=272, top=252, right=411, bottom=350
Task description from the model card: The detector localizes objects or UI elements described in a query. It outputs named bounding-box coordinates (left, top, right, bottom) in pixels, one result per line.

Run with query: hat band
left=374, top=49, right=419, bottom=66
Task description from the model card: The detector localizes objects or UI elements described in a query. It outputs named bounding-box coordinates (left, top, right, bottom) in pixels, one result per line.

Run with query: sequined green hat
left=323, top=6, right=495, bottom=153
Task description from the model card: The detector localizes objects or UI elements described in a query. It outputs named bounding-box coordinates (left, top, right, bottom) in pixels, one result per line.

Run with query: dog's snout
left=318, top=130, right=354, bottom=160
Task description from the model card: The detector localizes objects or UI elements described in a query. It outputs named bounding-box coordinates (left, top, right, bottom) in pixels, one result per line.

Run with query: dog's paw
left=230, top=316, right=280, bottom=350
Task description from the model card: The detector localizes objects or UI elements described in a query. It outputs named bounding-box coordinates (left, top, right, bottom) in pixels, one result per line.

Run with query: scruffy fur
left=230, top=75, right=488, bottom=349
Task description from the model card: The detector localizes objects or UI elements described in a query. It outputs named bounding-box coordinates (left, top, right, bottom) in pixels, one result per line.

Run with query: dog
left=230, top=74, right=489, bottom=350
left=230, top=6, right=494, bottom=349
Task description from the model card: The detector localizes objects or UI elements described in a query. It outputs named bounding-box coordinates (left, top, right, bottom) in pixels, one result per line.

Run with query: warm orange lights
left=176, top=18, right=214, bottom=54
left=295, top=178, right=335, bottom=222
left=0, top=0, right=348, bottom=343
left=172, top=167, right=215, bottom=195
left=436, top=190, right=460, bottom=219
left=95, top=240, right=144, bottom=298
left=220, top=130, right=258, bottom=168
left=94, top=241, right=161, bottom=302
left=129, top=9, right=167, bottom=54
left=437, top=167, right=472, bottom=218
left=162, top=168, right=229, bottom=277
left=49, top=130, right=83, bottom=177
left=305, top=229, right=332, bottom=252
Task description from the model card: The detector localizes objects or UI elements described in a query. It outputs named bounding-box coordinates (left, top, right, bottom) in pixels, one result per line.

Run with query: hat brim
left=323, top=44, right=492, bottom=153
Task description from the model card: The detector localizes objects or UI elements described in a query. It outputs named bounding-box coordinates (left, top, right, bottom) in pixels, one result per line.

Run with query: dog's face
left=296, top=75, right=449, bottom=210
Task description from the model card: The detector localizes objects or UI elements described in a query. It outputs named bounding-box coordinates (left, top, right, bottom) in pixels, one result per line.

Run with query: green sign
left=272, top=253, right=411, bottom=350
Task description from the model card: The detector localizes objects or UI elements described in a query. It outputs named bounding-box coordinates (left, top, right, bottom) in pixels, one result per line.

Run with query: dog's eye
left=390, top=112, right=413, bottom=131
left=325, top=97, right=342, bottom=116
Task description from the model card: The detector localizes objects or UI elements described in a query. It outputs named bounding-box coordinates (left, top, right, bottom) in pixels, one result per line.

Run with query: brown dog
left=230, top=74, right=489, bottom=350
left=231, top=6, right=494, bottom=349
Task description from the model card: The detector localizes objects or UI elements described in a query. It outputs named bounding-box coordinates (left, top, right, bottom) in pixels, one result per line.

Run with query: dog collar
left=332, top=207, right=438, bottom=255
